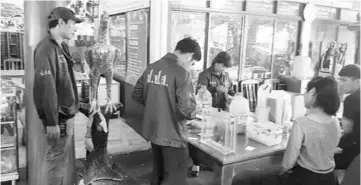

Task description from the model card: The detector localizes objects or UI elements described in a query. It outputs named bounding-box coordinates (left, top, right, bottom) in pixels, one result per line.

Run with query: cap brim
left=74, top=17, right=84, bottom=23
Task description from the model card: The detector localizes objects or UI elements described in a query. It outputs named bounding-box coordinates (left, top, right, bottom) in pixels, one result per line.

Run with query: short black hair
left=212, top=51, right=232, bottom=68
left=307, top=76, right=340, bottom=116
left=338, top=64, right=360, bottom=79
left=175, top=37, right=202, bottom=61
left=48, top=18, right=70, bottom=29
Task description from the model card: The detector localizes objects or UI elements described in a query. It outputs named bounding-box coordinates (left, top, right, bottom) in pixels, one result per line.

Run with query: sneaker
left=191, top=165, right=200, bottom=177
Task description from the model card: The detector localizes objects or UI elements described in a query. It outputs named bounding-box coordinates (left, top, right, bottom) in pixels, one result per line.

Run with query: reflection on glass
left=110, top=15, right=127, bottom=78
left=272, top=21, right=298, bottom=78
left=208, top=14, right=243, bottom=81
left=338, top=25, right=356, bottom=66
left=310, top=22, right=337, bottom=70
left=171, top=12, right=206, bottom=81
left=244, top=17, right=274, bottom=79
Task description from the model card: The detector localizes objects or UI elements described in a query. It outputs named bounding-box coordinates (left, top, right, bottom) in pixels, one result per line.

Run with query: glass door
left=208, top=14, right=244, bottom=82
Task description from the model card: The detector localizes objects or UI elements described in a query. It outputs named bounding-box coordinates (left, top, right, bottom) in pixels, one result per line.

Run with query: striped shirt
left=282, top=116, right=342, bottom=173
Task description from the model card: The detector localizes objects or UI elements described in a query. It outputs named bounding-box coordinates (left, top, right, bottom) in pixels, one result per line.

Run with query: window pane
left=170, top=12, right=206, bottom=81
left=315, top=6, right=338, bottom=20
left=277, top=1, right=300, bottom=17
left=208, top=14, right=243, bottom=81
left=210, top=0, right=244, bottom=11
left=272, top=21, right=298, bottom=78
left=246, top=0, right=274, bottom=14
left=310, top=22, right=338, bottom=70
left=340, top=9, right=359, bottom=22
left=244, top=17, right=274, bottom=79
left=170, top=0, right=208, bottom=7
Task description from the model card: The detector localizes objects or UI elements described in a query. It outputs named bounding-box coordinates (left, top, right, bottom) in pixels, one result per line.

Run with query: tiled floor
left=2, top=150, right=217, bottom=185
left=16, top=113, right=150, bottom=168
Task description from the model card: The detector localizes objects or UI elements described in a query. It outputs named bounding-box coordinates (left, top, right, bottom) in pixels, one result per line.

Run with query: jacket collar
left=162, top=53, right=178, bottom=62
left=209, top=65, right=222, bottom=76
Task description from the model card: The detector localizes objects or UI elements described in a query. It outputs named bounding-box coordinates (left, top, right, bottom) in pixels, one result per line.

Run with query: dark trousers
left=281, top=166, right=337, bottom=185
left=335, top=151, right=359, bottom=169
left=42, top=119, right=76, bottom=185
left=150, top=143, right=189, bottom=185
left=188, top=143, right=200, bottom=166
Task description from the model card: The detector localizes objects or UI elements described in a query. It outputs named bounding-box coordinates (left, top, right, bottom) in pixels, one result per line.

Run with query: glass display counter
left=1, top=79, right=19, bottom=184
left=199, top=109, right=238, bottom=155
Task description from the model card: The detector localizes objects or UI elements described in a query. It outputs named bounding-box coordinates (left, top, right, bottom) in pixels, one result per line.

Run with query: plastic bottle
left=196, top=85, right=213, bottom=140
left=196, top=85, right=212, bottom=117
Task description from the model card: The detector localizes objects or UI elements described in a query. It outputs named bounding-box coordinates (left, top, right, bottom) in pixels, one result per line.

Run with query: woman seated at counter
left=280, top=76, right=342, bottom=185
left=196, top=51, right=235, bottom=111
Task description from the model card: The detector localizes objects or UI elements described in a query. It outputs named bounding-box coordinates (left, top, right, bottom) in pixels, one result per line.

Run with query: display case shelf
left=1, top=143, right=16, bottom=149
left=1, top=172, right=19, bottom=182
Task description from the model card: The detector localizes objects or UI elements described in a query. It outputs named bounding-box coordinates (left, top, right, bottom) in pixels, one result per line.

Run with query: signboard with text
left=125, top=9, right=149, bottom=85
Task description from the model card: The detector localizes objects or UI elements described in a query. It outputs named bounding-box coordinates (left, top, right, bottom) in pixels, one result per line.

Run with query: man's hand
left=84, top=137, right=94, bottom=152
left=335, top=147, right=343, bottom=154
left=216, top=85, right=228, bottom=93
left=46, top=125, right=60, bottom=140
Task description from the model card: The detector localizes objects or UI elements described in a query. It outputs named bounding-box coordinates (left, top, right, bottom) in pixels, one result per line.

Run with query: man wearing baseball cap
left=33, top=7, right=83, bottom=185
left=335, top=64, right=360, bottom=170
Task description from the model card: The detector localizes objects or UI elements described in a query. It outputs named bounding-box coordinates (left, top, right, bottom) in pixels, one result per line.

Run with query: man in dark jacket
left=197, top=51, right=235, bottom=112
left=132, top=37, right=201, bottom=185
left=33, top=7, right=83, bottom=185
left=335, top=64, right=360, bottom=169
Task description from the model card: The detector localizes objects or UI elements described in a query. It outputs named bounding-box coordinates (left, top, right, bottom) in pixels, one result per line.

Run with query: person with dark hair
left=280, top=76, right=342, bottom=185
left=132, top=37, right=201, bottom=185
left=189, top=51, right=234, bottom=177
left=33, top=7, right=83, bottom=185
left=335, top=64, right=360, bottom=169
left=197, top=51, right=235, bottom=111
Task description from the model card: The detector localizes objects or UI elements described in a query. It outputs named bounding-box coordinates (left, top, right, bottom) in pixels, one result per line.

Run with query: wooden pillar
left=23, top=1, right=69, bottom=185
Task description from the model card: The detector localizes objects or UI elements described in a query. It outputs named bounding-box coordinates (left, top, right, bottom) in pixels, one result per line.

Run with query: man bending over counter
left=132, top=37, right=202, bottom=185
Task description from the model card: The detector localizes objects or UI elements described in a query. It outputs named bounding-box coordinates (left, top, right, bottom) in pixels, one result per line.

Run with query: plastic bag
left=229, top=93, right=250, bottom=115
left=291, top=56, right=314, bottom=80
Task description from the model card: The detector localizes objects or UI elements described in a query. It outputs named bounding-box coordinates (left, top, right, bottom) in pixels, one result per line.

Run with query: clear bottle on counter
left=196, top=85, right=213, bottom=140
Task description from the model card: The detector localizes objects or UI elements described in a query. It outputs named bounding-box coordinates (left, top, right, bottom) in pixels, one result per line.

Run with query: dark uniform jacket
left=339, top=90, right=360, bottom=157
left=33, top=36, right=79, bottom=127
left=197, top=66, right=235, bottom=111
left=132, top=53, right=196, bottom=148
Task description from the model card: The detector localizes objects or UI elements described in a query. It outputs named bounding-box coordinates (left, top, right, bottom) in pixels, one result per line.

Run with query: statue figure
left=78, top=103, right=125, bottom=185
left=322, top=41, right=337, bottom=70
left=315, top=41, right=348, bottom=76
left=85, top=11, right=120, bottom=113
left=337, top=43, right=348, bottom=65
